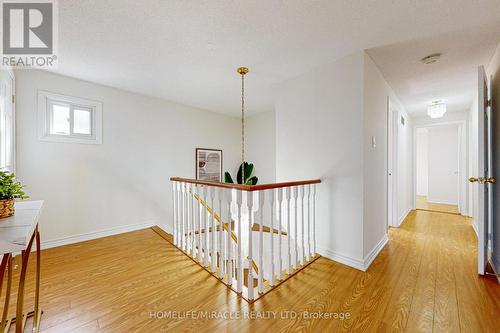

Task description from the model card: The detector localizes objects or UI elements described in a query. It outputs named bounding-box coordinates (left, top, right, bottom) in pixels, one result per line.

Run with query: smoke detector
left=420, top=53, right=441, bottom=65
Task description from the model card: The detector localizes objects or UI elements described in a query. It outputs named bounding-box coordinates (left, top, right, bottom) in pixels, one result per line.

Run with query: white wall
left=363, top=53, right=412, bottom=259
left=15, top=70, right=241, bottom=244
left=245, top=111, right=275, bottom=183
left=275, top=51, right=411, bottom=270
left=416, top=128, right=428, bottom=196
left=275, top=52, right=365, bottom=266
left=427, top=125, right=459, bottom=205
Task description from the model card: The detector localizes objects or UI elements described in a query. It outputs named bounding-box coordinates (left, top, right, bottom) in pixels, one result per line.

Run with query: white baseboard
left=317, top=246, right=365, bottom=271
left=398, top=209, right=411, bottom=227
left=318, top=234, right=389, bottom=272
left=471, top=220, right=478, bottom=237
left=155, top=223, right=172, bottom=235
left=41, top=220, right=157, bottom=250
left=363, top=234, right=389, bottom=270
left=426, top=199, right=458, bottom=206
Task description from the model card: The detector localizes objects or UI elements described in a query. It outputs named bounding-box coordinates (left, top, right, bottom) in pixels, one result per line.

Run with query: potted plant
left=224, top=162, right=258, bottom=185
left=0, top=171, right=28, bottom=219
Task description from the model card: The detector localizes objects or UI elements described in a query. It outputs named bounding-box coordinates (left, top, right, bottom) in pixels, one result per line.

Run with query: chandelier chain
left=241, top=72, right=245, bottom=184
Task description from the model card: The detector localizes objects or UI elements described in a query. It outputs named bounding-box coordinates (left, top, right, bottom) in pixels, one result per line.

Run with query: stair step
left=184, top=221, right=235, bottom=236
left=251, top=224, right=288, bottom=236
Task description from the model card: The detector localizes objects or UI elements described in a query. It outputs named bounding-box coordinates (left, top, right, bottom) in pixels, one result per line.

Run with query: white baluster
left=209, top=187, right=216, bottom=273
left=192, top=184, right=196, bottom=258
left=258, top=190, right=264, bottom=294
left=197, top=185, right=202, bottom=261
left=285, top=187, right=291, bottom=274
left=217, top=187, right=225, bottom=279
left=269, top=189, right=275, bottom=286
left=225, top=188, right=233, bottom=285
left=172, top=182, right=176, bottom=245
left=181, top=183, right=186, bottom=252
left=306, top=184, right=311, bottom=262
left=277, top=188, right=283, bottom=280
left=188, top=185, right=199, bottom=259
left=194, top=185, right=203, bottom=265
left=236, top=190, right=243, bottom=293
left=313, top=184, right=316, bottom=257
left=185, top=184, right=190, bottom=255
left=185, top=183, right=190, bottom=255
left=197, top=185, right=202, bottom=259
left=183, top=183, right=188, bottom=254
left=185, top=184, right=189, bottom=255
left=293, top=186, right=298, bottom=269
left=178, top=182, right=182, bottom=247
left=300, top=185, right=305, bottom=266
left=190, top=184, right=195, bottom=256
left=202, top=186, right=209, bottom=267
left=247, top=191, right=254, bottom=300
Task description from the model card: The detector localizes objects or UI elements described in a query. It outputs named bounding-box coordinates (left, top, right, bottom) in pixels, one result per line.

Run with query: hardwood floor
left=1, top=210, right=499, bottom=332
left=416, top=195, right=460, bottom=214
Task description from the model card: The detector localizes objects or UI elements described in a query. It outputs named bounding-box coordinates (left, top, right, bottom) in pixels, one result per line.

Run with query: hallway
left=379, top=210, right=499, bottom=332
left=2, top=211, right=499, bottom=332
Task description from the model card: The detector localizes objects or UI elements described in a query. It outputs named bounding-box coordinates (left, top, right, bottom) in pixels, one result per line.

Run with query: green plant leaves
left=224, top=171, right=234, bottom=184
left=225, top=161, right=258, bottom=185
left=236, top=162, right=254, bottom=184
left=245, top=176, right=258, bottom=185
left=0, top=171, right=29, bottom=200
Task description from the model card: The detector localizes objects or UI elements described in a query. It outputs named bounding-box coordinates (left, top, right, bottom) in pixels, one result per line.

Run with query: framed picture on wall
left=195, top=148, right=223, bottom=182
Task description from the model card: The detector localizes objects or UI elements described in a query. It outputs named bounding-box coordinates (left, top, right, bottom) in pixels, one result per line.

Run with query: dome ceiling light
left=427, top=100, right=447, bottom=118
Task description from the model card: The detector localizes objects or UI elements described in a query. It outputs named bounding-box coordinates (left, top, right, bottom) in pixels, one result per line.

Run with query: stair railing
left=170, top=177, right=321, bottom=302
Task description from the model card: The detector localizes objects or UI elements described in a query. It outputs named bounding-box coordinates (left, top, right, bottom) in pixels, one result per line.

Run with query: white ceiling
left=367, top=23, right=500, bottom=116
left=54, top=1, right=500, bottom=116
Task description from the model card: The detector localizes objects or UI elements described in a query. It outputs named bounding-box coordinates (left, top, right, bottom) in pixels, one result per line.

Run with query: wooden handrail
left=170, top=177, right=321, bottom=191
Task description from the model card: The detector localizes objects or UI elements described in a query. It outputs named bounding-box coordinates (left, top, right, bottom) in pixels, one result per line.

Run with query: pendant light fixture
left=237, top=66, right=249, bottom=183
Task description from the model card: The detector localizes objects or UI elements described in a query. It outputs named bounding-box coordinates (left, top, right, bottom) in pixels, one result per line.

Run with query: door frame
left=412, top=120, right=467, bottom=215
left=387, top=97, right=399, bottom=228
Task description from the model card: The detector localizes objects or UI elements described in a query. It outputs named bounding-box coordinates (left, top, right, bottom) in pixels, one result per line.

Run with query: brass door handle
left=468, top=177, right=496, bottom=184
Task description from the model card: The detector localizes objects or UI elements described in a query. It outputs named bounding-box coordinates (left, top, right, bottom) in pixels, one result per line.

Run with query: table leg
left=0, top=253, right=12, bottom=333
left=15, top=232, right=34, bottom=333
left=33, top=228, right=41, bottom=332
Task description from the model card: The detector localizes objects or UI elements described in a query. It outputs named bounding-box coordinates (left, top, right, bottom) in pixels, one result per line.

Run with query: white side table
left=0, top=201, right=43, bottom=333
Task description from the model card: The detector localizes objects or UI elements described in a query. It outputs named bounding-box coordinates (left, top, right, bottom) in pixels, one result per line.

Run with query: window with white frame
left=38, top=91, right=102, bottom=144
left=0, top=73, right=15, bottom=172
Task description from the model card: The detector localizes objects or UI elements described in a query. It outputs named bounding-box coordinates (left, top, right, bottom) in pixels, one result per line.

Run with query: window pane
left=0, top=100, right=6, bottom=168
left=73, top=108, right=91, bottom=135
left=50, top=104, right=70, bottom=135
left=5, top=112, right=12, bottom=167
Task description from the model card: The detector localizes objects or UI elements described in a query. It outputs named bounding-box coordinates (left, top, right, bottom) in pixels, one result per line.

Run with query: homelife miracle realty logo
left=1, top=0, right=58, bottom=68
